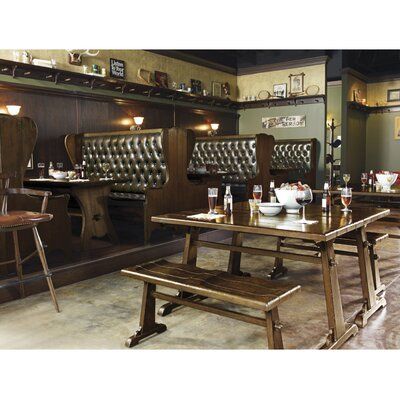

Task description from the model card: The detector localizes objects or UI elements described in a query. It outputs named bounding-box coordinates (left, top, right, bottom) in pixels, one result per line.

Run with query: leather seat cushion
left=0, top=211, right=53, bottom=228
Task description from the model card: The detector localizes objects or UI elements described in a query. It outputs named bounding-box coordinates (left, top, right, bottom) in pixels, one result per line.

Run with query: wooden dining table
left=152, top=202, right=390, bottom=349
left=25, top=178, right=119, bottom=251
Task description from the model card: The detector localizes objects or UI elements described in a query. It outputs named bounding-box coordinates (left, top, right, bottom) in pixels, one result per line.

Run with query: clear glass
left=37, top=163, right=45, bottom=179
left=56, top=162, right=64, bottom=170
left=253, top=184, right=262, bottom=201
left=343, top=173, right=350, bottom=187
left=102, top=162, right=111, bottom=179
left=361, top=172, right=368, bottom=188
left=295, top=187, right=313, bottom=223
left=208, top=188, right=218, bottom=214
left=341, top=187, right=352, bottom=212
left=248, top=199, right=260, bottom=214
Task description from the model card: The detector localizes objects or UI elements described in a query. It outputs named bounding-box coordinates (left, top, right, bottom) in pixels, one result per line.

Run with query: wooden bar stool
left=0, top=173, right=59, bottom=312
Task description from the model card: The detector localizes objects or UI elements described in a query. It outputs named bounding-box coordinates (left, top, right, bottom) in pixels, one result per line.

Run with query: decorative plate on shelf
left=305, top=85, right=320, bottom=96
left=258, top=90, right=271, bottom=100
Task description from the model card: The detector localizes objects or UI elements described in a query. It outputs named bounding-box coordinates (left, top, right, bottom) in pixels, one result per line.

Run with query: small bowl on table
left=258, top=202, right=283, bottom=216
left=52, top=171, right=68, bottom=180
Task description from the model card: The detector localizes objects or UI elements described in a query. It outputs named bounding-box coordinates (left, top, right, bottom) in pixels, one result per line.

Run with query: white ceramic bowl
left=275, top=188, right=302, bottom=214
left=376, top=173, right=398, bottom=191
left=52, top=171, right=68, bottom=180
left=258, top=202, right=283, bottom=216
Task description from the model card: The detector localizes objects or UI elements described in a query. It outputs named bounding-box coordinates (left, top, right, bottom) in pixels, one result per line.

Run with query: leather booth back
left=82, top=129, right=167, bottom=194
left=190, top=136, right=258, bottom=183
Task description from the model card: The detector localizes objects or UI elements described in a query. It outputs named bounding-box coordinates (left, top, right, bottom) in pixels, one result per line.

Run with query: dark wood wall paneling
left=0, top=86, right=238, bottom=176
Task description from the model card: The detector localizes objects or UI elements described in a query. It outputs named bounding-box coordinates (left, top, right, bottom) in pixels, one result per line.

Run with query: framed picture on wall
left=387, top=89, right=400, bottom=102
left=273, top=83, right=287, bottom=98
left=395, top=117, right=400, bottom=140
left=289, top=73, right=305, bottom=96
left=212, top=81, right=222, bottom=97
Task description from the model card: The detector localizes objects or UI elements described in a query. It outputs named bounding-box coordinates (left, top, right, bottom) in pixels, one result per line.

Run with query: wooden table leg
left=268, top=237, right=288, bottom=280
left=158, top=227, right=202, bottom=316
left=72, top=185, right=118, bottom=251
left=354, top=227, right=387, bottom=328
left=227, top=232, right=250, bottom=276
left=319, top=240, right=358, bottom=349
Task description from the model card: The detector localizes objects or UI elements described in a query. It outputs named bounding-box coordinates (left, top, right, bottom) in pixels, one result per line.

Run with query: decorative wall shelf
left=348, top=101, right=400, bottom=114
left=0, top=59, right=238, bottom=111
left=237, top=94, right=325, bottom=110
left=0, top=59, right=326, bottom=113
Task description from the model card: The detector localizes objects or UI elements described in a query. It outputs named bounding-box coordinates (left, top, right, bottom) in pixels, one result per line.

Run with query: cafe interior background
left=1, top=2, right=399, bottom=399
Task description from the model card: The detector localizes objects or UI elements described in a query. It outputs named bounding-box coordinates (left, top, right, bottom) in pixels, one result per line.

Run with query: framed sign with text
left=110, top=58, right=126, bottom=79
left=262, top=115, right=306, bottom=129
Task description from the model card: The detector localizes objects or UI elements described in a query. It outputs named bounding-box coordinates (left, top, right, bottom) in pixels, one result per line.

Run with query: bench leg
left=265, top=308, right=284, bottom=349
left=268, top=237, right=288, bottom=280
left=126, top=282, right=167, bottom=348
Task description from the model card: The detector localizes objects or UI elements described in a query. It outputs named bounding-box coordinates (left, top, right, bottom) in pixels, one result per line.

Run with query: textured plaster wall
left=368, top=79, right=400, bottom=106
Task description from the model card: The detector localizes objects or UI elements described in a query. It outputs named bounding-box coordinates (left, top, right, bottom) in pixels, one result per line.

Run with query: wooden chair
left=0, top=173, right=59, bottom=312
left=122, top=259, right=300, bottom=349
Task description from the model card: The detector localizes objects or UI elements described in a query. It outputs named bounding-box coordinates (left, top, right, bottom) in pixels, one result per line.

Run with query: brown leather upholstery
left=271, top=138, right=317, bottom=187
left=81, top=129, right=167, bottom=196
left=0, top=211, right=53, bottom=229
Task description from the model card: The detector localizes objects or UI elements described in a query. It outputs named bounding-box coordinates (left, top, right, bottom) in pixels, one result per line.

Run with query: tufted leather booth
left=190, top=136, right=258, bottom=184
left=80, top=129, right=167, bottom=200
left=271, top=138, right=317, bottom=187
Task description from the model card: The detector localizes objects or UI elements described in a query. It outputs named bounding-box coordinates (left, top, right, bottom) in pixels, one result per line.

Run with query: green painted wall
left=327, top=83, right=342, bottom=161
left=366, top=112, right=400, bottom=171
left=238, top=103, right=326, bottom=187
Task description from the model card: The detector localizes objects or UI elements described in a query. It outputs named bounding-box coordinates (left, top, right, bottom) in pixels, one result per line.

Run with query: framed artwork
left=387, top=89, right=400, bottom=102
left=395, top=117, right=400, bottom=140
left=109, top=58, right=125, bottom=79
left=154, top=71, right=168, bottom=88
left=190, top=79, right=202, bottom=95
left=212, top=81, right=222, bottom=97
left=289, top=73, right=305, bottom=95
left=273, top=83, right=287, bottom=98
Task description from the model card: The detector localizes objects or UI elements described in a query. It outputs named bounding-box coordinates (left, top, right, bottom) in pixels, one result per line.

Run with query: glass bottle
left=322, top=182, right=331, bottom=214
left=48, top=161, right=54, bottom=178
left=224, top=185, right=233, bottom=215
left=268, top=180, right=276, bottom=203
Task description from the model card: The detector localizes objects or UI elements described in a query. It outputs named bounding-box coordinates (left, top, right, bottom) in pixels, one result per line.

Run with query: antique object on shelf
left=0, top=172, right=60, bottom=312
left=190, top=79, right=201, bottom=94
left=32, top=58, right=56, bottom=69
left=305, top=84, right=320, bottom=96
left=222, top=82, right=230, bottom=96
left=137, top=68, right=153, bottom=85
left=289, top=72, right=305, bottom=95
left=273, top=83, right=287, bottom=98
left=66, top=49, right=99, bottom=66
left=258, top=89, right=270, bottom=100
left=155, top=71, right=168, bottom=88
left=211, top=81, right=222, bottom=97
left=151, top=203, right=389, bottom=348
left=387, top=88, right=400, bottom=102
left=122, top=259, right=300, bottom=348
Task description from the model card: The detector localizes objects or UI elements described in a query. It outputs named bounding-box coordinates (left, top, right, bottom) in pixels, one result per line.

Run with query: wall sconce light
left=208, top=122, right=219, bottom=136
left=6, top=105, right=21, bottom=116
left=130, top=116, right=144, bottom=131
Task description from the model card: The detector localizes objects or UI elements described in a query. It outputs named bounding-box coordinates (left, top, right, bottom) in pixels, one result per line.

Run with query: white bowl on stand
left=275, top=188, right=302, bottom=214
left=376, top=173, right=398, bottom=192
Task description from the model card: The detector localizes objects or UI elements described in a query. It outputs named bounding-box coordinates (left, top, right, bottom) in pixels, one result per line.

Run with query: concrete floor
left=0, top=234, right=399, bottom=349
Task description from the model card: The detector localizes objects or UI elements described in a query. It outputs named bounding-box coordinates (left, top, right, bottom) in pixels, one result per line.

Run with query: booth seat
left=65, top=128, right=210, bottom=243
left=190, top=134, right=275, bottom=199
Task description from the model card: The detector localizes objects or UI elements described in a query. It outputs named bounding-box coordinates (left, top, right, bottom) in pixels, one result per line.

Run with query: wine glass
left=343, top=173, right=350, bottom=188
left=341, top=187, right=352, bottom=212
left=102, top=162, right=111, bottom=179
left=37, top=163, right=45, bottom=179
left=208, top=188, right=218, bottom=214
left=295, top=187, right=313, bottom=224
left=361, top=172, right=368, bottom=188
left=253, top=185, right=263, bottom=201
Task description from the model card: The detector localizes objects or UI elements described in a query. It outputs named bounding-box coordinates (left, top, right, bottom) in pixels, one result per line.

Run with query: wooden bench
left=121, top=259, right=301, bottom=349
left=273, top=231, right=388, bottom=295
